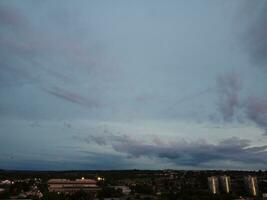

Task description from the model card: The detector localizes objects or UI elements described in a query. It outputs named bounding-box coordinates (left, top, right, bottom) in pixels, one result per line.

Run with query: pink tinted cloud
left=245, top=96, right=267, bottom=134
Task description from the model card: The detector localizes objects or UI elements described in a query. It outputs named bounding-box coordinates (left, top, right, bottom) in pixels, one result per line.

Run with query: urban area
left=0, top=170, right=267, bottom=200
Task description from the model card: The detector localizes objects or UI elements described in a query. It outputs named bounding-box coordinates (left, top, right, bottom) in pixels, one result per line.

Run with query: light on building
left=97, top=177, right=104, bottom=181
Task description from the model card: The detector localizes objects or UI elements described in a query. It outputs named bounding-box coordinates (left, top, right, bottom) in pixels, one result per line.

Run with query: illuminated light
left=212, top=177, right=216, bottom=194
left=251, top=177, right=256, bottom=196
left=225, top=177, right=229, bottom=193
left=81, top=177, right=85, bottom=180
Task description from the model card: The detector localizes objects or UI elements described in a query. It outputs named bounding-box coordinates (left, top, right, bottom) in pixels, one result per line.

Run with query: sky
left=0, top=0, right=267, bottom=170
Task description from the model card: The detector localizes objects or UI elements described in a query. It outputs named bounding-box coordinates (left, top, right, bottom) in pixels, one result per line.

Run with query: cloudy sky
left=1, top=0, right=267, bottom=170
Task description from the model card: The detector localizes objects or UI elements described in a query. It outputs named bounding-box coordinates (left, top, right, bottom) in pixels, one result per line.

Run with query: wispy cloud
left=171, top=88, right=212, bottom=106
left=216, top=71, right=242, bottom=121
left=42, top=86, right=100, bottom=108
left=0, top=1, right=105, bottom=89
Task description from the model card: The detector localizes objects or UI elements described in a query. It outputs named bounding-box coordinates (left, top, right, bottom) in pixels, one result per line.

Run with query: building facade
left=48, top=178, right=99, bottom=194
left=219, top=175, right=231, bottom=194
left=208, top=176, right=219, bottom=194
left=244, top=176, right=258, bottom=196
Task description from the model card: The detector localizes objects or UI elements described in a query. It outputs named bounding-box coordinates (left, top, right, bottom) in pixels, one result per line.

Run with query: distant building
left=244, top=176, right=258, bottom=196
left=219, top=175, right=231, bottom=193
left=208, top=176, right=219, bottom=194
left=0, top=180, right=12, bottom=185
left=48, top=178, right=99, bottom=194
left=113, top=186, right=131, bottom=195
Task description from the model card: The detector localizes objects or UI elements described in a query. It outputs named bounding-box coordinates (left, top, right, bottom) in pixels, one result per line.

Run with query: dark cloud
left=79, top=134, right=267, bottom=168
left=215, top=72, right=267, bottom=135
left=77, top=152, right=133, bottom=170
left=42, top=86, right=100, bottom=108
left=216, top=72, right=242, bottom=121
left=0, top=153, right=132, bottom=170
left=63, top=122, right=72, bottom=129
left=213, top=1, right=267, bottom=134
left=245, top=96, right=267, bottom=135
left=242, top=1, right=267, bottom=67
left=0, top=4, right=28, bottom=29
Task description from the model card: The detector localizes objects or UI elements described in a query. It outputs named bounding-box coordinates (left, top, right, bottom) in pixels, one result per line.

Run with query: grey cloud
left=0, top=59, right=37, bottom=87
left=2, top=0, right=267, bottom=170
left=0, top=152, right=132, bottom=170
left=166, top=88, right=212, bottom=113
left=242, top=1, right=267, bottom=67
left=42, top=86, right=100, bottom=108
left=29, top=59, right=74, bottom=83
left=216, top=72, right=242, bottom=121
left=30, top=121, right=41, bottom=128
left=63, top=122, right=72, bottom=129
left=0, top=4, right=28, bottom=29
left=0, top=1, right=104, bottom=88
left=174, top=88, right=212, bottom=105
left=77, top=152, right=133, bottom=170
left=245, top=96, right=267, bottom=135
left=213, top=1, right=267, bottom=134
left=215, top=71, right=267, bottom=135
left=80, top=134, right=267, bottom=168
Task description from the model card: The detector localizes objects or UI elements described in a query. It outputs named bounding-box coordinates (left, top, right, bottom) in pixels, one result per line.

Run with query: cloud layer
left=77, top=133, right=267, bottom=168
left=243, top=1, right=267, bottom=67
left=1, top=1, right=267, bottom=170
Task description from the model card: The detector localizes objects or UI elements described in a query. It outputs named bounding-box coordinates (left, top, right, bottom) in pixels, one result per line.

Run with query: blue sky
left=1, top=0, right=267, bottom=170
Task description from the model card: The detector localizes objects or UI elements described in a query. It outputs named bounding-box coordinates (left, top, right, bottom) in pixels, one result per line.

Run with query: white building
left=219, top=175, right=231, bottom=193
left=208, top=176, right=219, bottom=194
left=244, top=176, right=258, bottom=196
